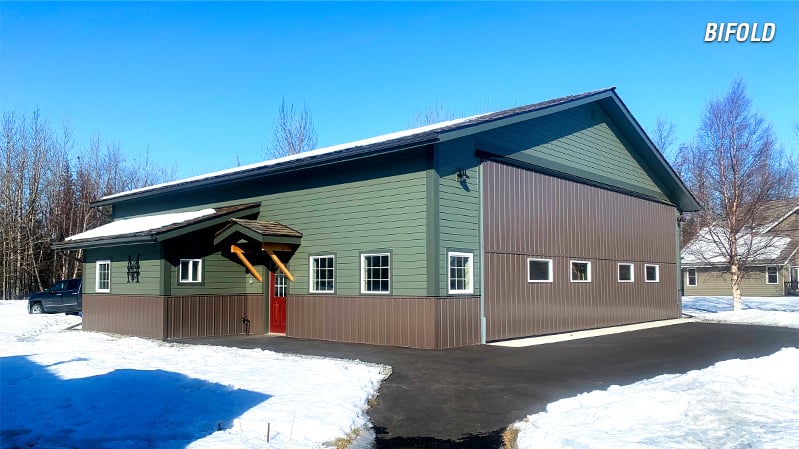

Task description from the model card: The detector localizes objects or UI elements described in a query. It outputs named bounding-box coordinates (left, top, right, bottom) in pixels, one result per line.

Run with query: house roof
left=682, top=226, right=798, bottom=267
left=91, top=87, right=699, bottom=212
left=213, top=218, right=303, bottom=247
left=53, top=203, right=260, bottom=250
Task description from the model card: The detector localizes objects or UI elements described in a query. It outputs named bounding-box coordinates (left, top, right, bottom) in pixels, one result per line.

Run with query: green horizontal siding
left=475, top=104, right=669, bottom=201
left=436, top=139, right=482, bottom=296
left=110, top=150, right=431, bottom=297
left=83, top=244, right=161, bottom=295
left=259, top=155, right=429, bottom=296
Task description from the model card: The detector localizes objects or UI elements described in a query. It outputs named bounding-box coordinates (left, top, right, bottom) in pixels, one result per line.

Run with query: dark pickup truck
left=28, top=278, right=82, bottom=315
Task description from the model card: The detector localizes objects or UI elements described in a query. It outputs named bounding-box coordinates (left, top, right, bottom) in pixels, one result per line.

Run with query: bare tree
left=681, top=79, right=797, bottom=309
left=265, top=98, right=317, bottom=159
left=408, top=102, right=456, bottom=128
left=0, top=109, right=176, bottom=299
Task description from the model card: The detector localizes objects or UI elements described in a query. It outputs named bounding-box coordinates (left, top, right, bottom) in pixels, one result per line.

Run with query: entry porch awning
left=214, top=218, right=303, bottom=283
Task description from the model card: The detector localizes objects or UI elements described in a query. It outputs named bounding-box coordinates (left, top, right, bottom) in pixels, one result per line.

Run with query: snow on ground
left=0, top=300, right=389, bottom=449
left=511, top=297, right=799, bottom=449
left=683, top=295, right=799, bottom=329
left=513, top=348, right=799, bottom=449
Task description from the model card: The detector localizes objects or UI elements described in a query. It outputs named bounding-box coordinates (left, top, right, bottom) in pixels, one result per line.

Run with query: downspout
left=676, top=211, right=683, bottom=311
left=479, top=161, right=487, bottom=344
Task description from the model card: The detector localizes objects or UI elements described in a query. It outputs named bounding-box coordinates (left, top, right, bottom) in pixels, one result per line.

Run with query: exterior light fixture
left=457, top=169, right=470, bottom=181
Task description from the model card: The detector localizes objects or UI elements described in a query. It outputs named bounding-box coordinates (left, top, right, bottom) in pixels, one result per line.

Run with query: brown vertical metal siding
left=83, top=294, right=265, bottom=340
left=165, top=294, right=263, bottom=339
left=483, top=161, right=679, bottom=341
left=83, top=294, right=167, bottom=339
left=287, top=295, right=480, bottom=349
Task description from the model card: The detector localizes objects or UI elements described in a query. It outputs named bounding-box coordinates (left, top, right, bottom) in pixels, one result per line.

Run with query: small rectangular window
left=645, top=264, right=660, bottom=283
left=309, top=255, right=335, bottom=293
left=528, top=258, right=553, bottom=283
left=617, top=263, right=634, bottom=282
left=686, top=268, right=697, bottom=287
left=766, top=266, right=778, bottom=285
left=448, top=252, right=474, bottom=294
left=96, top=260, right=111, bottom=293
left=361, top=253, right=390, bottom=294
left=179, top=259, right=202, bottom=283
left=570, top=260, right=591, bottom=283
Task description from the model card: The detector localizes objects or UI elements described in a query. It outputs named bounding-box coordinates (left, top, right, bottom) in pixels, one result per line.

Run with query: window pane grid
left=310, top=256, right=335, bottom=293
left=448, top=252, right=473, bottom=293
left=96, top=261, right=110, bottom=292
left=274, top=272, right=287, bottom=297
left=362, top=254, right=390, bottom=293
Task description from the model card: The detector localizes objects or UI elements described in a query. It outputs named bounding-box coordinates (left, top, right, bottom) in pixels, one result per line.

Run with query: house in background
left=681, top=200, right=799, bottom=297
left=55, top=88, right=699, bottom=348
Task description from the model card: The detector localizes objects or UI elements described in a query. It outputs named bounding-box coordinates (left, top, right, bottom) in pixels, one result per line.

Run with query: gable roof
left=53, top=203, right=259, bottom=250
left=92, top=88, right=699, bottom=212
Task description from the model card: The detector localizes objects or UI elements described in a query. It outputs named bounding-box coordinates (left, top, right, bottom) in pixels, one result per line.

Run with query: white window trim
left=766, top=266, right=779, bottom=285
left=570, top=260, right=592, bottom=283
left=448, top=252, right=474, bottom=294
left=686, top=268, right=698, bottom=287
left=309, top=255, right=335, bottom=294
left=96, top=260, right=111, bottom=293
left=617, top=262, right=635, bottom=283
left=527, top=258, right=553, bottom=283
left=360, top=252, right=391, bottom=295
left=178, top=258, right=203, bottom=283
left=645, top=264, right=660, bottom=283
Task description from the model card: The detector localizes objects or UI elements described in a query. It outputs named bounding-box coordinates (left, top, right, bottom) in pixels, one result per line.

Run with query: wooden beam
left=264, top=249, right=294, bottom=282
left=230, top=244, right=262, bottom=283
left=261, top=242, right=296, bottom=252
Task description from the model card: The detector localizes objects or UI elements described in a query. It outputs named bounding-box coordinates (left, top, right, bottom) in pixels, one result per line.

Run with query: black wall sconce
left=456, top=169, right=470, bottom=181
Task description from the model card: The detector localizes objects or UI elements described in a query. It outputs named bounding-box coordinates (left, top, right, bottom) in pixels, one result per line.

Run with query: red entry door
left=269, top=272, right=287, bottom=334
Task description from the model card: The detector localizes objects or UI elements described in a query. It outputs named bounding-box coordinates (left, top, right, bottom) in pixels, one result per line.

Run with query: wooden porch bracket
left=230, top=244, right=262, bottom=283
left=263, top=248, right=295, bottom=282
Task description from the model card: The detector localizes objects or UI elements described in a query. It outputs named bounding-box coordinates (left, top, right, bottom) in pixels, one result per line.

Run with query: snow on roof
left=65, top=209, right=216, bottom=241
left=682, top=227, right=793, bottom=265
left=100, top=112, right=491, bottom=202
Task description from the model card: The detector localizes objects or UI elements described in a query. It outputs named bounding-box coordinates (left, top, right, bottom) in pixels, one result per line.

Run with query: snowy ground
left=683, top=295, right=799, bottom=329
left=0, top=300, right=389, bottom=449
left=511, top=296, right=799, bottom=449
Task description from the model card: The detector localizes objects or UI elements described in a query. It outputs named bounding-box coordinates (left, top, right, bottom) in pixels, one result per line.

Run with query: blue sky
left=2, top=2, right=797, bottom=179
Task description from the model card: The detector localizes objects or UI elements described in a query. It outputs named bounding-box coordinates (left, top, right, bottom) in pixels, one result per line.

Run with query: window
left=96, top=260, right=111, bottom=293
left=274, top=272, right=287, bottom=297
left=686, top=268, right=697, bottom=287
left=570, top=260, right=591, bottom=282
left=528, top=258, right=553, bottom=283
left=448, top=252, right=474, bottom=294
left=309, top=255, right=335, bottom=293
left=766, top=266, right=779, bottom=285
left=179, top=259, right=202, bottom=283
left=361, top=253, right=390, bottom=294
left=645, top=264, right=660, bottom=282
left=617, top=263, right=634, bottom=282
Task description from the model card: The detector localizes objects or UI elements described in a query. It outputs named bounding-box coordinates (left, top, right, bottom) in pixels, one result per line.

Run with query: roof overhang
left=53, top=203, right=260, bottom=250
left=89, top=88, right=699, bottom=213
left=213, top=219, right=303, bottom=247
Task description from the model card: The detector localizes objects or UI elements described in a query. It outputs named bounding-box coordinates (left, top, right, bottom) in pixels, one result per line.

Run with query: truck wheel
left=30, top=302, right=44, bottom=314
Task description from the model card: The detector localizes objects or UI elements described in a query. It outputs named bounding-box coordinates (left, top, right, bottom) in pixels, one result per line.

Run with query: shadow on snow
left=0, top=355, right=269, bottom=448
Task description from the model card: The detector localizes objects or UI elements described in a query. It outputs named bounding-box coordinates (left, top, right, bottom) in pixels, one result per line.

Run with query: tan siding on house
left=684, top=267, right=790, bottom=297
left=83, top=294, right=166, bottom=339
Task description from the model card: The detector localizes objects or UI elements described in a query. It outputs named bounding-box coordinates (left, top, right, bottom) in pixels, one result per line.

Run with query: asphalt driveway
left=186, top=322, right=799, bottom=448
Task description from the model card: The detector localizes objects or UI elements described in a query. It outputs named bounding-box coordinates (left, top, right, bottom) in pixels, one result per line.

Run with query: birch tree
left=680, top=79, right=797, bottom=310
